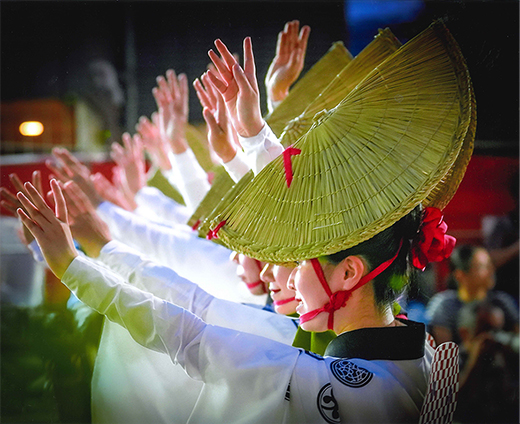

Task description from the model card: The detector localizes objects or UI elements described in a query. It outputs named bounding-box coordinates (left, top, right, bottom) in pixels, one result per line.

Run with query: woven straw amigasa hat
left=191, top=29, right=403, bottom=235
left=278, top=27, right=402, bottom=148
left=265, top=41, right=353, bottom=137
left=205, top=21, right=475, bottom=264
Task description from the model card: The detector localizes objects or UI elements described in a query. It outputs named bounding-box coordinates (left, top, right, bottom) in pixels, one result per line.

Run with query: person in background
left=455, top=299, right=519, bottom=423
left=426, top=244, right=518, bottom=345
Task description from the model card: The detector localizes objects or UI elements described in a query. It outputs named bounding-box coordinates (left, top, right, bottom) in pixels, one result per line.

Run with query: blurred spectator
left=83, top=59, right=125, bottom=147
left=455, top=299, right=519, bottom=423
left=482, top=170, right=519, bottom=303
left=426, top=244, right=518, bottom=345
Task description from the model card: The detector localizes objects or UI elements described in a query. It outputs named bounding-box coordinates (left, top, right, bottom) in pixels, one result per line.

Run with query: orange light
left=19, top=121, right=44, bottom=136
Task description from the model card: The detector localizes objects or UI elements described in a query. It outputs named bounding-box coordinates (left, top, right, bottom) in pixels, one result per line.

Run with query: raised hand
left=62, top=180, right=112, bottom=258
left=47, top=147, right=103, bottom=208
left=136, top=114, right=172, bottom=171
left=91, top=171, right=136, bottom=212
left=152, top=69, right=189, bottom=154
left=207, top=37, right=264, bottom=138
left=110, top=132, right=147, bottom=198
left=16, top=179, right=78, bottom=279
left=1, top=171, right=45, bottom=245
left=194, top=73, right=239, bottom=163
left=265, top=21, right=310, bottom=106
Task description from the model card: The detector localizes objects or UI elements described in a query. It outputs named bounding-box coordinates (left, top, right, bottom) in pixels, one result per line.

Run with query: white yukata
left=90, top=240, right=296, bottom=424
left=64, top=255, right=433, bottom=424
left=89, top=123, right=284, bottom=423
left=134, top=185, right=192, bottom=226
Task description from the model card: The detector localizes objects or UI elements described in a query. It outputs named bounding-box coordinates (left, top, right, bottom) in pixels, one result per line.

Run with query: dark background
left=1, top=0, right=518, bottom=155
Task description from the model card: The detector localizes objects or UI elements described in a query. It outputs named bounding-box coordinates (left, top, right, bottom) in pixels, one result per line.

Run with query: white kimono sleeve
left=96, top=203, right=261, bottom=304
left=222, top=149, right=251, bottom=183
left=62, top=255, right=302, bottom=423
left=98, top=240, right=298, bottom=344
left=165, top=149, right=211, bottom=213
left=134, top=185, right=191, bottom=225
left=238, top=123, right=284, bottom=175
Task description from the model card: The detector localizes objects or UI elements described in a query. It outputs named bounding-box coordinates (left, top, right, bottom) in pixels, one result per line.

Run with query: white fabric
left=96, top=203, right=262, bottom=305
left=98, top=240, right=297, bottom=341
left=165, top=149, right=211, bottom=213
left=238, top=123, right=284, bottom=175
left=134, top=185, right=191, bottom=225
left=222, top=149, right=251, bottom=183
left=64, top=255, right=433, bottom=424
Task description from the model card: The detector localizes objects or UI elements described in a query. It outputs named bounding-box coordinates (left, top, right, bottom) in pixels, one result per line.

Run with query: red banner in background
left=0, top=154, right=117, bottom=217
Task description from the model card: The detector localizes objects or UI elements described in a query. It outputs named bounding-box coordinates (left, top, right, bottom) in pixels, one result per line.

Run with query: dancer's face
left=230, top=252, right=266, bottom=295
left=260, top=264, right=298, bottom=315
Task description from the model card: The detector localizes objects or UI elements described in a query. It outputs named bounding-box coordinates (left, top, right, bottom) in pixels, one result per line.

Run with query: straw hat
left=193, top=30, right=401, bottom=237
left=206, top=21, right=475, bottom=264
left=279, top=28, right=402, bottom=147
left=265, top=41, right=353, bottom=137
left=186, top=123, right=216, bottom=172
left=187, top=165, right=236, bottom=233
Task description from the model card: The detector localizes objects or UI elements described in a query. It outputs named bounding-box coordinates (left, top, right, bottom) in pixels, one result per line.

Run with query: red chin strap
left=246, top=260, right=268, bottom=294
left=274, top=297, right=296, bottom=306
left=299, top=241, right=403, bottom=331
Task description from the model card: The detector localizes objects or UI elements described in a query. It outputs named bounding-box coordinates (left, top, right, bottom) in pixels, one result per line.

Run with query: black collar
left=324, top=319, right=425, bottom=360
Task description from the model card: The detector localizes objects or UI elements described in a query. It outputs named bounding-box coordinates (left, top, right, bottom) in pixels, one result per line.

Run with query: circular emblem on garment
left=317, top=383, right=340, bottom=423
left=330, top=359, right=373, bottom=388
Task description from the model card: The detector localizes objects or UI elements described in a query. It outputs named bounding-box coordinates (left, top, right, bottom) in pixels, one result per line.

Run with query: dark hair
left=449, top=244, right=480, bottom=273
left=325, top=205, right=423, bottom=309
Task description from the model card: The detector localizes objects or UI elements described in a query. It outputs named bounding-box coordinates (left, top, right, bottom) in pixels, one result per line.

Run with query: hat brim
left=207, top=22, right=474, bottom=264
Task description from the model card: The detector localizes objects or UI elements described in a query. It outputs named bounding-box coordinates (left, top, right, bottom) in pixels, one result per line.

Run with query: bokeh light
left=19, top=121, right=44, bottom=136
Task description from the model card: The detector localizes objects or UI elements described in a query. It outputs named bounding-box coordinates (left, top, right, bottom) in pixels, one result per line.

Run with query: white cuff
left=222, top=150, right=251, bottom=183
left=237, top=123, right=284, bottom=175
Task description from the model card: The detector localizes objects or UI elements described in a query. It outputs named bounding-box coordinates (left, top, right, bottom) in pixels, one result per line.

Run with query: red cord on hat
left=274, top=297, right=296, bottom=306
left=282, top=146, right=301, bottom=188
left=206, top=220, right=226, bottom=240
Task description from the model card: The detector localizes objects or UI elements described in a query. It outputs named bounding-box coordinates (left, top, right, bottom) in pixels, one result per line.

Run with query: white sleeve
left=62, top=255, right=206, bottom=379
left=96, top=201, right=259, bottom=304
left=164, top=149, right=211, bottom=213
left=134, top=186, right=191, bottom=225
left=222, top=149, right=251, bottom=183
left=62, top=255, right=301, bottom=424
left=98, top=240, right=298, bottom=344
left=97, top=240, right=213, bottom=318
left=238, top=123, right=284, bottom=175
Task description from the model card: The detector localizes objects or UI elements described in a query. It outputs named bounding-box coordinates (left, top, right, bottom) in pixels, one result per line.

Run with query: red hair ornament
left=411, top=207, right=456, bottom=271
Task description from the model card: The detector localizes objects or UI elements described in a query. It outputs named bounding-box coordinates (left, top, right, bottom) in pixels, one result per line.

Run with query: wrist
left=268, top=86, right=289, bottom=104
left=240, top=118, right=265, bottom=138
left=168, top=137, right=188, bottom=154
left=220, top=147, right=238, bottom=164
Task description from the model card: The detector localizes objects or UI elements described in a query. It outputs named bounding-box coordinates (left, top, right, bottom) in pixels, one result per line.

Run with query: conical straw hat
left=197, top=171, right=254, bottom=242
left=279, top=28, right=402, bottom=147
left=186, top=123, right=215, bottom=172
left=424, top=75, right=476, bottom=209
left=187, top=165, right=236, bottom=231
left=206, top=21, right=475, bottom=264
left=265, top=41, right=353, bottom=137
